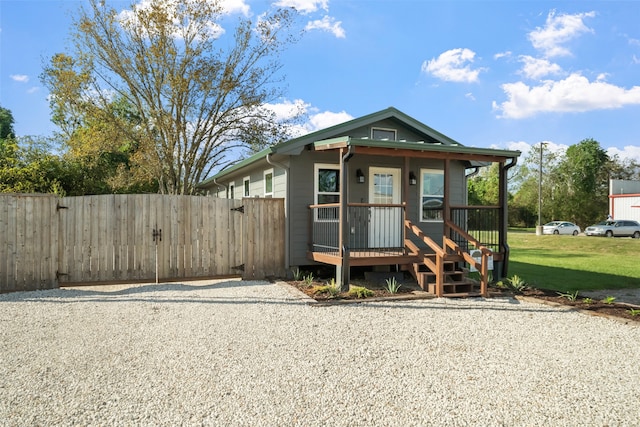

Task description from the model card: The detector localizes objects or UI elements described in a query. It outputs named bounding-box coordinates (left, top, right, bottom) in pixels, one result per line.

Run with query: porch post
left=498, top=160, right=508, bottom=280
left=338, top=145, right=353, bottom=292
left=443, top=159, right=451, bottom=241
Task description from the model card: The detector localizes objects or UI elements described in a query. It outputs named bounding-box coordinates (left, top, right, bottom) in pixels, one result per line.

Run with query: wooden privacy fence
left=0, top=194, right=286, bottom=293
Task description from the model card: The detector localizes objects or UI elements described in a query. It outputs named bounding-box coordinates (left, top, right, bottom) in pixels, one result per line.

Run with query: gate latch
left=231, top=205, right=245, bottom=214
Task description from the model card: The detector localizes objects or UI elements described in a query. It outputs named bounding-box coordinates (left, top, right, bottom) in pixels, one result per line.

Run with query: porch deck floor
left=308, top=249, right=418, bottom=266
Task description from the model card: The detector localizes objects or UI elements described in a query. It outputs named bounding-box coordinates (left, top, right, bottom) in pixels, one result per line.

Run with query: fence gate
left=0, top=194, right=285, bottom=292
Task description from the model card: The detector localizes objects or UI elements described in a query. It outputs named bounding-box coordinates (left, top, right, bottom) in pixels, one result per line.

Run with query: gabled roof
left=272, top=106, right=461, bottom=156
left=199, top=106, right=519, bottom=186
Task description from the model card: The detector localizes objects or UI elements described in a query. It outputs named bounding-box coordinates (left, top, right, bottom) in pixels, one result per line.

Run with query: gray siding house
left=199, top=107, right=520, bottom=296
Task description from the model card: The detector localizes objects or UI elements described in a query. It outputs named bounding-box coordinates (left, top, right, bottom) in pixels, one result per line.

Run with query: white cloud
left=263, top=98, right=307, bottom=122
left=607, top=145, right=640, bottom=163
left=305, top=110, right=353, bottom=132
left=465, top=92, right=476, bottom=101
left=493, top=73, right=640, bottom=119
left=10, top=74, right=29, bottom=83
left=519, top=55, right=563, bottom=79
left=422, top=48, right=485, bottom=83
left=633, top=55, right=640, bottom=64
left=273, top=0, right=328, bottom=15
left=528, top=10, right=595, bottom=57
left=261, top=100, right=353, bottom=136
left=505, top=141, right=533, bottom=155
left=27, top=87, right=40, bottom=94
left=305, top=15, right=345, bottom=38
left=494, top=51, right=512, bottom=60
left=219, top=0, right=251, bottom=16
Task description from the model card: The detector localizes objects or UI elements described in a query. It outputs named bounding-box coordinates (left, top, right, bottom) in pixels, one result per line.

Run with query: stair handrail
left=445, top=221, right=490, bottom=297
left=405, top=219, right=445, bottom=296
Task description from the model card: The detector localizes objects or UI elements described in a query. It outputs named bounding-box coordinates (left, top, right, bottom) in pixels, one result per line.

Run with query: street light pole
left=536, top=142, right=547, bottom=236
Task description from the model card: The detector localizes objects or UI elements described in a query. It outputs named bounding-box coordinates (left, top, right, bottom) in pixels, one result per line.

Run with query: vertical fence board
left=0, top=195, right=9, bottom=289
left=5, top=196, right=18, bottom=292
left=201, top=198, right=211, bottom=276
left=213, top=199, right=224, bottom=276
left=82, top=197, right=92, bottom=281
left=157, top=196, right=170, bottom=280
left=244, top=198, right=257, bottom=279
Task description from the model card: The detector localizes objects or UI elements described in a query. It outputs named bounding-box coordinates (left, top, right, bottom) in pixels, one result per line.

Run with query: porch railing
left=449, top=206, right=501, bottom=253
left=308, top=203, right=406, bottom=256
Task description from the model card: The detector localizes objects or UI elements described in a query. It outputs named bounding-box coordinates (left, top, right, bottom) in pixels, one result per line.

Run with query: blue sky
left=2, top=0, right=640, bottom=164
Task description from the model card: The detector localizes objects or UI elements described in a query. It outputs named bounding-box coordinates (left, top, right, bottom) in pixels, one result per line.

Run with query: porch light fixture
left=356, top=169, right=365, bottom=183
left=409, top=171, right=417, bottom=186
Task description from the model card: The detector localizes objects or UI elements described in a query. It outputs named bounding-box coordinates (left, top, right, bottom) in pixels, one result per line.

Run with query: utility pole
left=536, top=142, right=548, bottom=236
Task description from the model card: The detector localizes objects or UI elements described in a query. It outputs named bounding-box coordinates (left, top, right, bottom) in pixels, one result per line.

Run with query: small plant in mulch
left=496, top=274, right=528, bottom=293
left=291, top=267, right=304, bottom=281
left=628, top=308, right=640, bottom=317
left=582, top=297, right=594, bottom=305
left=602, top=296, right=616, bottom=305
left=348, top=286, right=375, bottom=299
left=557, top=290, right=579, bottom=302
left=302, top=273, right=315, bottom=287
left=383, top=277, right=402, bottom=294
left=312, top=279, right=340, bottom=298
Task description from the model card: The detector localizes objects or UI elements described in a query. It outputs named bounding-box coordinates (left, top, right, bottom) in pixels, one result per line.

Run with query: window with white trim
left=315, top=164, right=340, bottom=220
left=243, top=177, right=250, bottom=197
left=264, top=169, right=274, bottom=197
left=420, top=169, right=444, bottom=222
left=371, top=127, right=397, bottom=141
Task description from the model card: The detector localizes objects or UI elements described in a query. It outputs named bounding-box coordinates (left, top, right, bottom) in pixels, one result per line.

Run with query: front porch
left=307, top=203, right=503, bottom=297
left=304, top=136, right=518, bottom=296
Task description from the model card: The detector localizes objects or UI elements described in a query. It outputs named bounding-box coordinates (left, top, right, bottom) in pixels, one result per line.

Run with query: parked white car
left=585, top=220, right=640, bottom=238
left=542, top=221, right=581, bottom=236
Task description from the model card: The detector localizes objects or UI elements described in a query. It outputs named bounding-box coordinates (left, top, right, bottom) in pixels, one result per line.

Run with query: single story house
left=199, top=107, right=520, bottom=296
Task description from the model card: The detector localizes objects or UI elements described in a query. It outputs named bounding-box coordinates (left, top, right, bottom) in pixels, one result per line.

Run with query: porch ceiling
left=312, top=137, right=520, bottom=163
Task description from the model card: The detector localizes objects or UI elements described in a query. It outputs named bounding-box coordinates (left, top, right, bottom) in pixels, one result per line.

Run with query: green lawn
left=506, top=230, right=640, bottom=292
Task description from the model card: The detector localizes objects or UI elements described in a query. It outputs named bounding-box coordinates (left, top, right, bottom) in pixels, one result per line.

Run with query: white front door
left=368, top=167, right=401, bottom=248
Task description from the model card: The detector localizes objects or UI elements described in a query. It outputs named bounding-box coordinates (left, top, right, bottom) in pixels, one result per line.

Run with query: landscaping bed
left=514, top=287, right=640, bottom=323
left=286, top=276, right=640, bottom=322
left=286, top=276, right=423, bottom=302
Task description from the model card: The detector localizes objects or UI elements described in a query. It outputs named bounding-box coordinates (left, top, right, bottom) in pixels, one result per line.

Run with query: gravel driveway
left=1, top=279, right=639, bottom=426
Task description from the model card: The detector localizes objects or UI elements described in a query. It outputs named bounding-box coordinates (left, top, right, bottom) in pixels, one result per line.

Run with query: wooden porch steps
left=406, top=256, right=480, bottom=297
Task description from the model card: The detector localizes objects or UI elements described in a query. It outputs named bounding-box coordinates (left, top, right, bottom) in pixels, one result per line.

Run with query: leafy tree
left=42, top=0, right=303, bottom=194
left=0, top=106, right=16, bottom=140
left=510, top=139, right=613, bottom=228
left=0, top=135, right=68, bottom=194
left=58, top=96, right=158, bottom=194
left=552, top=139, right=609, bottom=227
left=468, top=163, right=500, bottom=206
left=607, top=155, right=640, bottom=181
